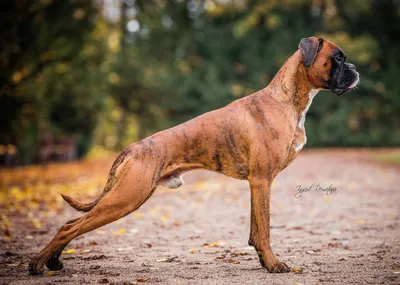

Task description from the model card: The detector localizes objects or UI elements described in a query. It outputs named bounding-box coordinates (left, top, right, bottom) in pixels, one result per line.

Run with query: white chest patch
left=294, top=89, right=319, bottom=152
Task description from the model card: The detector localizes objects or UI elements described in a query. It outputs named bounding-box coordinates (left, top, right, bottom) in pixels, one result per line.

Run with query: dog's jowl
left=29, top=37, right=359, bottom=275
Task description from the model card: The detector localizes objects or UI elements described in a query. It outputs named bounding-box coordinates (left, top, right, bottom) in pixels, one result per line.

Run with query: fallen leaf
left=160, top=215, right=169, bottom=222
left=228, top=258, right=240, bottom=264
left=46, top=271, right=54, bottom=276
left=356, top=218, right=365, bottom=224
left=203, top=240, right=226, bottom=247
left=134, top=212, right=144, bottom=219
left=149, top=208, right=159, bottom=216
left=137, top=277, right=148, bottom=282
left=292, top=267, right=304, bottom=273
left=189, top=248, right=198, bottom=253
left=113, top=228, right=126, bottom=235
left=62, top=249, right=76, bottom=254
left=32, top=218, right=42, bottom=229
left=80, top=249, right=91, bottom=254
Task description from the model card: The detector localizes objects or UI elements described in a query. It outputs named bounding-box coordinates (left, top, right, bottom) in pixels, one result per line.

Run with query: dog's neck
left=264, top=50, right=319, bottom=127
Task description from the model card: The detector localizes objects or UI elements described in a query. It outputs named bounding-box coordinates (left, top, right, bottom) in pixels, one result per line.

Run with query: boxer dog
left=29, top=37, right=359, bottom=275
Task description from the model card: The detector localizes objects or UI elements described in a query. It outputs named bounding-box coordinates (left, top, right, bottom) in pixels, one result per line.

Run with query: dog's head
left=298, top=37, right=359, bottom=95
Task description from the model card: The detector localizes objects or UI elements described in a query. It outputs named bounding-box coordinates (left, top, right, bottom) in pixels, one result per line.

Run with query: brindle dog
left=29, top=37, right=359, bottom=275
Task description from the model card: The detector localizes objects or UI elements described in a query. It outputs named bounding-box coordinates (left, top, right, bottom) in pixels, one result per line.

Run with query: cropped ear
left=298, top=37, right=324, bottom=67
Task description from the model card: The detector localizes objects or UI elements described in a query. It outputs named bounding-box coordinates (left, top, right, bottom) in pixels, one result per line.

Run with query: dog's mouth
left=331, top=74, right=359, bottom=96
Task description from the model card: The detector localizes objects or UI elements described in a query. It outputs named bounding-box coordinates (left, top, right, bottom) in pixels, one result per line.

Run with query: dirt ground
left=1, top=149, right=399, bottom=285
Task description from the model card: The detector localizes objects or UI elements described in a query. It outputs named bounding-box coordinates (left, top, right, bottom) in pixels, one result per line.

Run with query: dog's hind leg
left=29, top=161, right=157, bottom=275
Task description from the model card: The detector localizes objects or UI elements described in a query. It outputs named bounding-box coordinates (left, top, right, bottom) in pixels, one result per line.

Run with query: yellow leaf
left=62, top=249, right=76, bottom=254
left=356, top=218, right=365, bottom=224
left=203, top=240, right=226, bottom=247
left=189, top=248, right=198, bottom=253
left=292, top=267, right=304, bottom=273
left=134, top=212, right=144, bottom=219
left=113, top=228, right=126, bottom=235
left=10, top=186, right=24, bottom=201
left=46, top=271, right=54, bottom=276
left=32, top=219, right=42, bottom=229
left=149, top=208, right=159, bottom=216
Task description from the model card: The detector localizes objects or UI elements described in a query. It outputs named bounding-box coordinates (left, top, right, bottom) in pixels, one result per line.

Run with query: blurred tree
left=1, top=0, right=399, bottom=166
left=0, top=0, right=108, bottom=164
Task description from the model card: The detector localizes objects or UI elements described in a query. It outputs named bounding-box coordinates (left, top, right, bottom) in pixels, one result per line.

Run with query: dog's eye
left=335, top=56, right=342, bottom=62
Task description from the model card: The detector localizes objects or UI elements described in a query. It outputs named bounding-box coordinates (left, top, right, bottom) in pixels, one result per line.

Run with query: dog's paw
left=46, top=258, right=64, bottom=271
left=28, top=260, right=44, bottom=275
left=267, top=261, right=291, bottom=273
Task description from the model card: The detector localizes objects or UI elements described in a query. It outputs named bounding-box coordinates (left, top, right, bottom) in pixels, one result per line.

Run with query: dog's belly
left=157, top=162, right=249, bottom=190
left=160, top=157, right=249, bottom=184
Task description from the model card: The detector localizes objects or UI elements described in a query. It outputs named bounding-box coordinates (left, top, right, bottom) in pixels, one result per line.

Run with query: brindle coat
left=29, top=37, right=359, bottom=275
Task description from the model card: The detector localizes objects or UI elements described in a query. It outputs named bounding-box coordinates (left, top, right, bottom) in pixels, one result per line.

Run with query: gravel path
left=1, top=150, right=399, bottom=284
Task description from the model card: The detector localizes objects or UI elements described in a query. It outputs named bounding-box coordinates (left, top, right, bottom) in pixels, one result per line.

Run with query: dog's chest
left=292, top=89, right=318, bottom=152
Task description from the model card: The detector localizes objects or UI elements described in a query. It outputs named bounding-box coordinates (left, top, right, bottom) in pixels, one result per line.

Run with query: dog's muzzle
left=331, top=64, right=359, bottom=96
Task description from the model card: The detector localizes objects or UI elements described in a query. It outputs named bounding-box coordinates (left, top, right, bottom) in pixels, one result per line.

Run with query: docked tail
left=61, top=194, right=100, bottom=212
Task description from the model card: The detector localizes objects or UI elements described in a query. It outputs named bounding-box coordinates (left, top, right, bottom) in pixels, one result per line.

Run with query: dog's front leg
left=248, top=177, right=291, bottom=273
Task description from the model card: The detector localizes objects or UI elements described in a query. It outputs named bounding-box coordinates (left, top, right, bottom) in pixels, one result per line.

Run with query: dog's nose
left=347, top=63, right=356, bottom=70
